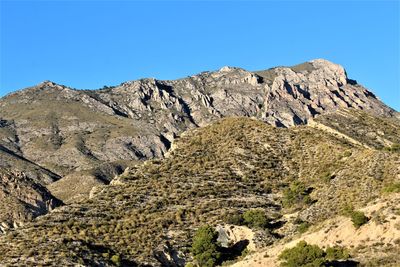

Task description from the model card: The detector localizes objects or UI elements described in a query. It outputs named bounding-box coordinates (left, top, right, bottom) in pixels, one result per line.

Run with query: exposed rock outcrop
left=0, top=169, right=62, bottom=233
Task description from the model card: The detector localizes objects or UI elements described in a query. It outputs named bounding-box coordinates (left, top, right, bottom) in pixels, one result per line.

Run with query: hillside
left=0, top=116, right=398, bottom=266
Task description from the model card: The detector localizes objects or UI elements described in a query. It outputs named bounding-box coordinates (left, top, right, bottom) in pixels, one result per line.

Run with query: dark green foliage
left=282, top=181, right=313, bottom=209
left=294, top=217, right=310, bottom=234
left=278, top=241, right=325, bottom=267
left=350, top=211, right=369, bottom=229
left=342, top=205, right=369, bottom=229
left=325, top=246, right=350, bottom=261
left=227, top=209, right=268, bottom=229
left=297, top=222, right=310, bottom=234
left=191, top=225, right=221, bottom=267
left=279, top=241, right=351, bottom=267
left=242, top=209, right=268, bottom=229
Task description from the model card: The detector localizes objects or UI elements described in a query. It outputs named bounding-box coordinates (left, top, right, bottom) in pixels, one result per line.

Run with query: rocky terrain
left=0, top=59, right=399, bottom=266
left=0, top=114, right=399, bottom=266
left=0, top=169, right=62, bottom=233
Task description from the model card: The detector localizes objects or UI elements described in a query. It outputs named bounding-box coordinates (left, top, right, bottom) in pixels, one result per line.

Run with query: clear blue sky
left=1, top=0, right=399, bottom=110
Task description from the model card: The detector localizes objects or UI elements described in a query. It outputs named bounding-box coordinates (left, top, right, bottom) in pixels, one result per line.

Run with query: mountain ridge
left=0, top=58, right=398, bottom=239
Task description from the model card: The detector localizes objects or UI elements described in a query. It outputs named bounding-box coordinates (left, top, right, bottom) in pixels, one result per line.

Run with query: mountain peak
left=38, top=80, right=66, bottom=89
left=218, top=66, right=243, bottom=72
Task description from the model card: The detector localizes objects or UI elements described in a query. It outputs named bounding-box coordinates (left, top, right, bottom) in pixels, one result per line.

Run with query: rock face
left=256, top=59, right=395, bottom=126
left=0, top=169, right=62, bottom=233
left=0, top=59, right=396, bottom=182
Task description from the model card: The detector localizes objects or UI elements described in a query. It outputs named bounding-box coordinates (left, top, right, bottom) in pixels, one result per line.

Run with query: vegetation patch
left=282, top=181, right=313, bottom=209
left=382, top=182, right=400, bottom=194
left=278, top=241, right=350, bottom=267
left=228, top=209, right=269, bottom=229
left=343, top=205, right=369, bottom=229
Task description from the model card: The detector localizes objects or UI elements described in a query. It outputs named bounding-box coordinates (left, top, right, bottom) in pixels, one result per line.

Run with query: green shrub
left=342, top=205, right=369, bottom=229
left=282, top=181, right=313, bottom=209
left=191, top=225, right=221, bottom=267
left=294, top=218, right=310, bottom=234
left=278, top=241, right=325, bottom=267
left=278, top=241, right=351, bottom=267
left=297, top=222, right=310, bottom=234
left=325, top=246, right=350, bottom=261
left=227, top=209, right=268, bottom=229
left=350, top=211, right=369, bottom=228
left=242, top=209, right=268, bottom=229
left=227, top=213, right=244, bottom=226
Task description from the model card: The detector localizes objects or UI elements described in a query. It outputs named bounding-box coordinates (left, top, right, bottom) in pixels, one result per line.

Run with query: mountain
left=0, top=116, right=398, bottom=266
left=0, top=60, right=397, bottom=201
left=0, top=60, right=396, bottom=172
left=0, top=59, right=399, bottom=266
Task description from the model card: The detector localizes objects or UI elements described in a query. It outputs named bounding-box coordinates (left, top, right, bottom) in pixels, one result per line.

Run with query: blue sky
left=1, top=0, right=399, bottom=110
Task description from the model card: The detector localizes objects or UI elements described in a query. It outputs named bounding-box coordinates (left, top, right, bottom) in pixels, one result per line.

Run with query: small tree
left=191, top=225, right=221, bottom=267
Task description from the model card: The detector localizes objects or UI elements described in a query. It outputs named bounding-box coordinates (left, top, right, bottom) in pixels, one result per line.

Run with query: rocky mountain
left=0, top=59, right=399, bottom=266
left=0, top=60, right=396, bottom=179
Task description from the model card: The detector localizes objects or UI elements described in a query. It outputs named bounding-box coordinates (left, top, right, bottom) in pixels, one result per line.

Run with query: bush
left=294, top=218, right=310, bottom=234
left=242, top=209, right=268, bottom=229
left=227, top=213, right=244, bottom=226
left=325, top=246, right=350, bottom=261
left=278, top=241, right=325, bottom=267
left=191, top=225, right=221, bottom=267
left=227, top=209, right=268, bottom=229
left=282, top=181, right=313, bottom=209
left=297, top=222, right=310, bottom=234
left=350, top=211, right=369, bottom=229
left=342, top=205, right=369, bottom=229
left=278, top=241, right=351, bottom=267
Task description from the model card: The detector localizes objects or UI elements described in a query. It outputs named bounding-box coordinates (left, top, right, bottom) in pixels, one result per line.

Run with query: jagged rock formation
left=0, top=169, right=62, bottom=233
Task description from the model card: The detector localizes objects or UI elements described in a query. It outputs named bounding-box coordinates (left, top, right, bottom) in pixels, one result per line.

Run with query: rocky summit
left=0, top=59, right=399, bottom=266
